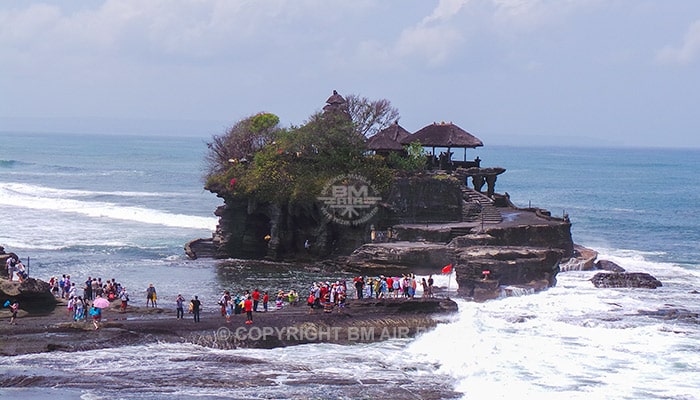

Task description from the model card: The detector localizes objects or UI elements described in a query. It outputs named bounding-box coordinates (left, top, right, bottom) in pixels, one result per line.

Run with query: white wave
left=0, top=182, right=216, bottom=230
left=408, top=284, right=700, bottom=400
left=1, top=181, right=172, bottom=199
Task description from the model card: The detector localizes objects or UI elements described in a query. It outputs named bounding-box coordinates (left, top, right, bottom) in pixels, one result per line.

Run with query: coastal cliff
left=197, top=171, right=576, bottom=301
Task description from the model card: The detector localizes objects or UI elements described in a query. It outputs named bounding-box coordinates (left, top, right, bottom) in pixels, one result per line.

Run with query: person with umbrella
left=91, top=295, right=110, bottom=330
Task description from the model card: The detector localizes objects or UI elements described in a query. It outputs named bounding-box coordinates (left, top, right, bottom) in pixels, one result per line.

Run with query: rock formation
left=453, top=246, right=563, bottom=301
left=200, top=169, right=575, bottom=302
left=590, top=272, right=662, bottom=289
left=0, top=277, right=56, bottom=313
left=594, top=259, right=626, bottom=272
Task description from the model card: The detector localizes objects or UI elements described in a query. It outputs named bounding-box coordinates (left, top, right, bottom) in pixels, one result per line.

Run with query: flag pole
left=447, top=270, right=451, bottom=299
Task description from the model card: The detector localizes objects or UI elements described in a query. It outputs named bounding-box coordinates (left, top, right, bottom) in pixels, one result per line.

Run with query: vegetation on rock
left=204, top=95, right=424, bottom=204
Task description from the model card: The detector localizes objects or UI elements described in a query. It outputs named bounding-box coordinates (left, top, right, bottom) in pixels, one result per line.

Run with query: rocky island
left=190, top=91, right=588, bottom=302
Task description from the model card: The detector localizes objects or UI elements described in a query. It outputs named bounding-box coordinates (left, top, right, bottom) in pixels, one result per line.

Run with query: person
left=146, top=283, right=157, bottom=307
left=91, top=279, right=99, bottom=300
left=421, top=278, right=429, bottom=298
left=119, top=287, right=129, bottom=313
left=190, top=296, right=201, bottom=322
left=307, top=291, right=315, bottom=314
left=225, top=296, right=233, bottom=323
left=90, top=303, right=102, bottom=330
left=262, top=291, right=269, bottom=312
left=392, top=276, right=401, bottom=298
left=15, top=260, right=27, bottom=282
left=84, top=276, right=93, bottom=302
left=322, top=291, right=333, bottom=313
left=9, top=300, right=19, bottom=325
left=304, top=239, right=310, bottom=253
left=68, top=282, right=77, bottom=300
left=287, top=289, right=298, bottom=306
left=337, top=291, right=346, bottom=313
left=234, top=294, right=243, bottom=315
left=59, top=274, right=66, bottom=298
left=64, top=275, right=72, bottom=299
left=66, top=296, right=75, bottom=318
left=353, top=276, right=364, bottom=299
left=6, top=257, right=16, bottom=282
left=410, top=274, right=417, bottom=298
left=219, top=291, right=231, bottom=317
left=251, top=288, right=260, bottom=312
left=427, top=275, right=434, bottom=298
left=175, top=294, right=185, bottom=319
left=244, top=295, right=253, bottom=324
left=49, top=276, right=59, bottom=297
left=73, top=296, right=86, bottom=321
left=276, top=290, right=285, bottom=310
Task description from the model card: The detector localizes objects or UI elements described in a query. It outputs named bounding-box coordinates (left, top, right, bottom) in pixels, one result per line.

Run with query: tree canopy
left=205, top=95, right=418, bottom=205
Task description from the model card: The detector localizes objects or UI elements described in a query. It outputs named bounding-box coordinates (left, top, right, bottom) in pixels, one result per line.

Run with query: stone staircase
left=185, top=238, right=218, bottom=259
left=461, top=188, right=502, bottom=224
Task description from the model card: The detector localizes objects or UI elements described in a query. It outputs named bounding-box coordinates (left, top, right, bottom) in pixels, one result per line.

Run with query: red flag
left=441, top=264, right=453, bottom=274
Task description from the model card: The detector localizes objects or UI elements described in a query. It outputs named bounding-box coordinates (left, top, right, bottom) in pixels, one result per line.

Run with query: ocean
left=1, top=131, right=698, bottom=399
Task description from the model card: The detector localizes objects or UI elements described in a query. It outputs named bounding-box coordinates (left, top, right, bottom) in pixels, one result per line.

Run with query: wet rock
left=454, top=246, right=563, bottom=301
left=590, top=272, right=662, bottom=289
left=595, top=259, right=626, bottom=272
left=637, top=307, right=699, bottom=322
left=346, top=241, right=453, bottom=271
left=0, top=277, right=57, bottom=313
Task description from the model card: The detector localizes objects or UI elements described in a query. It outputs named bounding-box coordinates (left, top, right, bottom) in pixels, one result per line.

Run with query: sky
left=1, top=0, right=700, bottom=148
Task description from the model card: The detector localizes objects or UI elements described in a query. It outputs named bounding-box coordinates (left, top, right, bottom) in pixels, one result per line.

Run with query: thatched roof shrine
left=366, top=121, right=411, bottom=151
left=323, top=90, right=347, bottom=113
left=400, top=121, right=483, bottom=148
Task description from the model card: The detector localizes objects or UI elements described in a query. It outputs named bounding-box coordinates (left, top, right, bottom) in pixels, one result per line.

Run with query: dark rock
left=454, top=246, right=563, bottom=301
left=590, top=272, right=662, bottom=289
left=447, top=233, right=497, bottom=248
left=382, top=175, right=463, bottom=224
left=595, top=259, right=626, bottom=272
left=206, top=175, right=469, bottom=260
left=0, top=277, right=57, bottom=313
left=346, top=242, right=454, bottom=272
left=480, top=223, right=573, bottom=259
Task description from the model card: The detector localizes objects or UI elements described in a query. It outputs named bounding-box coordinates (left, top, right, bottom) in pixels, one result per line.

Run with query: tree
left=345, top=94, right=400, bottom=138
left=205, top=113, right=281, bottom=177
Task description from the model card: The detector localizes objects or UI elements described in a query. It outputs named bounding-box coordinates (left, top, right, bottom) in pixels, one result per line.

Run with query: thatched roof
left=366, top=121, right=411, bottom=151
left=325, top=90, right=345, bottom=105
left=401, top=122, right=483, bottom=148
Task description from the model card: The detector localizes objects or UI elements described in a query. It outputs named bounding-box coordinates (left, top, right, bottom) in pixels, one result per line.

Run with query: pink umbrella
left=93, top=297, right=110, bottom=309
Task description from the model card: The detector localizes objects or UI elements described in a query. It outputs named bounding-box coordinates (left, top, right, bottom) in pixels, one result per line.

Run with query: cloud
left=657, top=19, right=700, bottom=65
left=392, top=0, right=468, bottom=66
left=0, top=1, right=362, bottom=61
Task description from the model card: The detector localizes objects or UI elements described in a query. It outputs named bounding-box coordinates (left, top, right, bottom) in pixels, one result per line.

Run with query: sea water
left=0, top=131, right=698, bottom=399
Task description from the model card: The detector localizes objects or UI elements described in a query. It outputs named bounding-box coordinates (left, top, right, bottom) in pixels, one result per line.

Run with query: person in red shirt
left=252, top=289, right=261, bottom=312
left=262, top=291, right=269, bottom=312
left=244, top=296, right=253, bottom=324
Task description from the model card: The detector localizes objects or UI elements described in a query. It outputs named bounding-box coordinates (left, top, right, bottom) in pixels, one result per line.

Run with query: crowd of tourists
left=209, top=288, right=302, bottom=324
left=4, top=268, right=437, bottom=327
left=351, top=274, right=435, bottom=300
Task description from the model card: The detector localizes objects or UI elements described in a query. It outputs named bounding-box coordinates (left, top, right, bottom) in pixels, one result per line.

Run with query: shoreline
left=0, top=297, right=458, bottom=356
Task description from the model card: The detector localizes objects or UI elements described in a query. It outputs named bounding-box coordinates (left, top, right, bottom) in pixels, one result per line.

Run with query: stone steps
left=185, top=238, right=218, bottom=259
left=460, top=188, right=502, bottom=224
